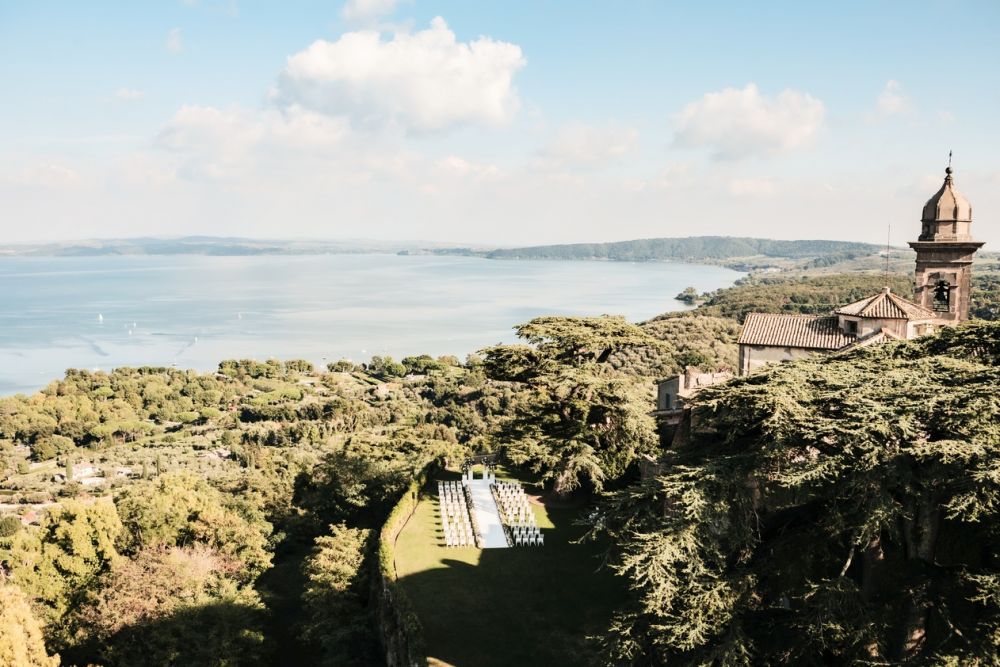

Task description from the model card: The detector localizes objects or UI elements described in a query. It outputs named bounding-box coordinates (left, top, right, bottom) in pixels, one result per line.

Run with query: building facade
left=736, top=165, right=984, bottom=375
left=909, top=166, right=985, bottom=322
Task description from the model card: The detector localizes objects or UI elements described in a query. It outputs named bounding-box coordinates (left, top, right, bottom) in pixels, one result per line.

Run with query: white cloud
left=437, top=155, right=501, bottom=181
left=673, top=83, right=825, bottom=160
left=623, top=163, right=692, bottom=192
left=729, top=177, right=778, bottom=197
left=536, top=123, right=637, bottom=168
left=157, top=105, right=351, bottom=180
left=876, top=79, right=909, bottom=116
left=114, top=88, right=143, bottom=101
left=272, top=17, right=525, bottom=133
left=341, top=0, right=398, bottom=22
left=11, top=164, right=82, bottom=188
left=166, top=28, right=183, bottom=53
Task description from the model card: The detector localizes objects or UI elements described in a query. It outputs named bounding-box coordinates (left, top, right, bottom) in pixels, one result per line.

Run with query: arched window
left=932, top=279, right=951, bottom=312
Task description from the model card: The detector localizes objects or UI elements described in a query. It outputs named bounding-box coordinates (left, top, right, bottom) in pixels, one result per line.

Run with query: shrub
left=327, top=360, right=356, bottom=373
left=0, top=515, right=21, bottom=537
left=32, top=440, right=56, bottom=461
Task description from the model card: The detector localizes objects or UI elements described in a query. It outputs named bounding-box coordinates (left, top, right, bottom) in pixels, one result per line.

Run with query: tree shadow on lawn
left=63, top=601, right=269, bottom=667
left=397, top=483, right=626, bottom=667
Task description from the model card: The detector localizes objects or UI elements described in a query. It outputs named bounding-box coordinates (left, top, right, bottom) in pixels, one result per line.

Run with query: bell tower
left=908, top=162, right=984, bottom=323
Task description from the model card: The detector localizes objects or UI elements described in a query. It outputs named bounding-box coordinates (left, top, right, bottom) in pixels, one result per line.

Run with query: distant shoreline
left=0, top=234, right=900, bottom=274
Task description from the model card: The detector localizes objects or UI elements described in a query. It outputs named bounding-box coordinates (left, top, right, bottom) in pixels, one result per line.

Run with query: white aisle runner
left=467, top=479, right=509, bottom=549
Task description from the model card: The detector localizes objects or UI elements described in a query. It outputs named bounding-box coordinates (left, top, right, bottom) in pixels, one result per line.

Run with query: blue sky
left=2, top=0, right=999, bottom=246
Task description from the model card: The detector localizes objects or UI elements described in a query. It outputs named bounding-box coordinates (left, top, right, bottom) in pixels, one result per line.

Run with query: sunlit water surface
left=0, top=254, right=741, bottom=395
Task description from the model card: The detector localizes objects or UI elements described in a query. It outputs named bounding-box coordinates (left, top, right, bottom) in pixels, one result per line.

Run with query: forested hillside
left=0, top=358, right=504, bottom=666
left=477, top=236, right=881, bottom=268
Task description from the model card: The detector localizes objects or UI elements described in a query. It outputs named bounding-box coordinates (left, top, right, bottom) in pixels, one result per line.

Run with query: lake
left=0, top=254, right=741, bottom=395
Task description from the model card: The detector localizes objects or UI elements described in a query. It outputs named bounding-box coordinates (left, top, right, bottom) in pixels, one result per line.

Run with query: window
left=845, top=320, right=858, bottom=335
left=932, top=279, right=951, bottom=312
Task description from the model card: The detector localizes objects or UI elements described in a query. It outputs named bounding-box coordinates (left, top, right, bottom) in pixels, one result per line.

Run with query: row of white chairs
left=513, top=531, right=544, bottom=547
left=495, top=488, right=535, bottom=526
left=444, top=532, right=476, bottom=547
left=491, top=481, right=544, bottom=548
left=439, top=480, right=479, bottom=548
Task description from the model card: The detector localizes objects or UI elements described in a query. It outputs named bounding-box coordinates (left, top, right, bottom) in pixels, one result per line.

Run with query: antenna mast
left=884, top=223, right=891, bottom=286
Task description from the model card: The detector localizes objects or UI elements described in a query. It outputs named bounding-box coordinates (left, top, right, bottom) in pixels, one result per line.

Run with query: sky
left=2, top=0, right=999, bottom=247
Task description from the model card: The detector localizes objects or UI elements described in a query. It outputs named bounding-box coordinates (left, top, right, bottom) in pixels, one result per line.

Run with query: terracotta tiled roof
left=738, top=313, right=853, bottom=350
left=834, top=288, right=935, bottom=320
left=836, top=327, right=903, bottom=352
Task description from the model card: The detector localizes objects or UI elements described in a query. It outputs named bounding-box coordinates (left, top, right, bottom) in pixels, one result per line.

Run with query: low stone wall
left=373, top=461, right=438, bottom=667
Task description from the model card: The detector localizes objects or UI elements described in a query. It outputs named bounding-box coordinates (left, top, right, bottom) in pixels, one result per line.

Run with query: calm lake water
left=0, top=254, right=741, bottom=396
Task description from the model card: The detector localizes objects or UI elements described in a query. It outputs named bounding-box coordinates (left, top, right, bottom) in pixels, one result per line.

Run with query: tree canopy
left=483, top=316, right=661, bottom=495
left=594, top=321, right=1000, bottom=664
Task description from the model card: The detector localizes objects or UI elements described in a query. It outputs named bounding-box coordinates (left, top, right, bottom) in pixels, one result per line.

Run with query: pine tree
left=482, top=316, right=663, bottom=496
left=594, top=322, right=1000, bottom=664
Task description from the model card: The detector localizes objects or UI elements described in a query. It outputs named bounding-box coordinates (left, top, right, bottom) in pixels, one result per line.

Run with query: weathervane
left=948, top=150, right=953, bottom=169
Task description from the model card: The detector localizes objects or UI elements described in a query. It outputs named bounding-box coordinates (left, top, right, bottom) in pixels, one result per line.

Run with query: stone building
left=654, top=368, right=733, bottom=424
left=909, top=166, right=985, bottom=322
left=736, top=165, right=984, bottom=375
left=650, top=163, right=986, bottom=450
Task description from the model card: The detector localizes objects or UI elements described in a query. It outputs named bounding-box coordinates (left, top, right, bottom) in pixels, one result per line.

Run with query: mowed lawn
left=393, top=469, right=628, bottom=667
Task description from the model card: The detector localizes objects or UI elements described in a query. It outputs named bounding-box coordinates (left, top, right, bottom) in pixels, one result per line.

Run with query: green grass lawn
left=393, top=468, right=627, bottom=667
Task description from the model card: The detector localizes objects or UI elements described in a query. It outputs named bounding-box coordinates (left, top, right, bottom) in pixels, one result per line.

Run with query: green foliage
left=674, top=286, right=700, bottom=304
left=365, top=356, right=407, bottom=380
left=199, top=406, right=223, bottom=421
left=595, top=321, right=1000, bottom=664
left=972, top=272, right=1000, bottom=320
left=219, top=358, right=284, bottom=380
left=374, top=463, right=435, bottom=665
left=284, top=359, right=315, bottom=374
left=247, top=386, right=303, bottom=406
left=0, top=583, right=60, bottom=667
left=484, top=316, right=660, bottom=495
left=481, top=236, right=879, bottom=267
left=695, top=272, right=915, bottom=323
left=326, top=360, right=356, bottom=373
left=176, top=410, right=201, bottom=423
left=295, top=451, right=410, bottom=530
left=612, top=314, right=740, bottom=377
left=0, top=500, right=122, bottom=635
left=71, top=545, right=265, bottom=667
left=32, top=439, right=56, bottom=462
left=401, top=354, right=446, bottom=375
left=301, top=524, right=374, bottom=666
left=115, top=472, right=272, bottom=583
left=0, top=515, right=22, bottom=538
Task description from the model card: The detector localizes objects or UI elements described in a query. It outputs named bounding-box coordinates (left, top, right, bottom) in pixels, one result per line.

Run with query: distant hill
left=481, top=236, right=880, bottom=262
left=0, top=236, right=458, bottom=257
left=423, top=236, right=884, bottom=271
left=1, top=235, right=892, bottom=272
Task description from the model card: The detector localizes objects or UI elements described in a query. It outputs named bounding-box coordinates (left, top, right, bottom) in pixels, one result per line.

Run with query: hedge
left=373, top=459, right=441, bottom=667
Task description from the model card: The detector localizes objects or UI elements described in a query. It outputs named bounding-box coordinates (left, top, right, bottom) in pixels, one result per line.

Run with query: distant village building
left=738, top=165, right=983, bottom=374
left=737, top=289, right=936, bottom=374
left=653, top=368, right=733, bottom=426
